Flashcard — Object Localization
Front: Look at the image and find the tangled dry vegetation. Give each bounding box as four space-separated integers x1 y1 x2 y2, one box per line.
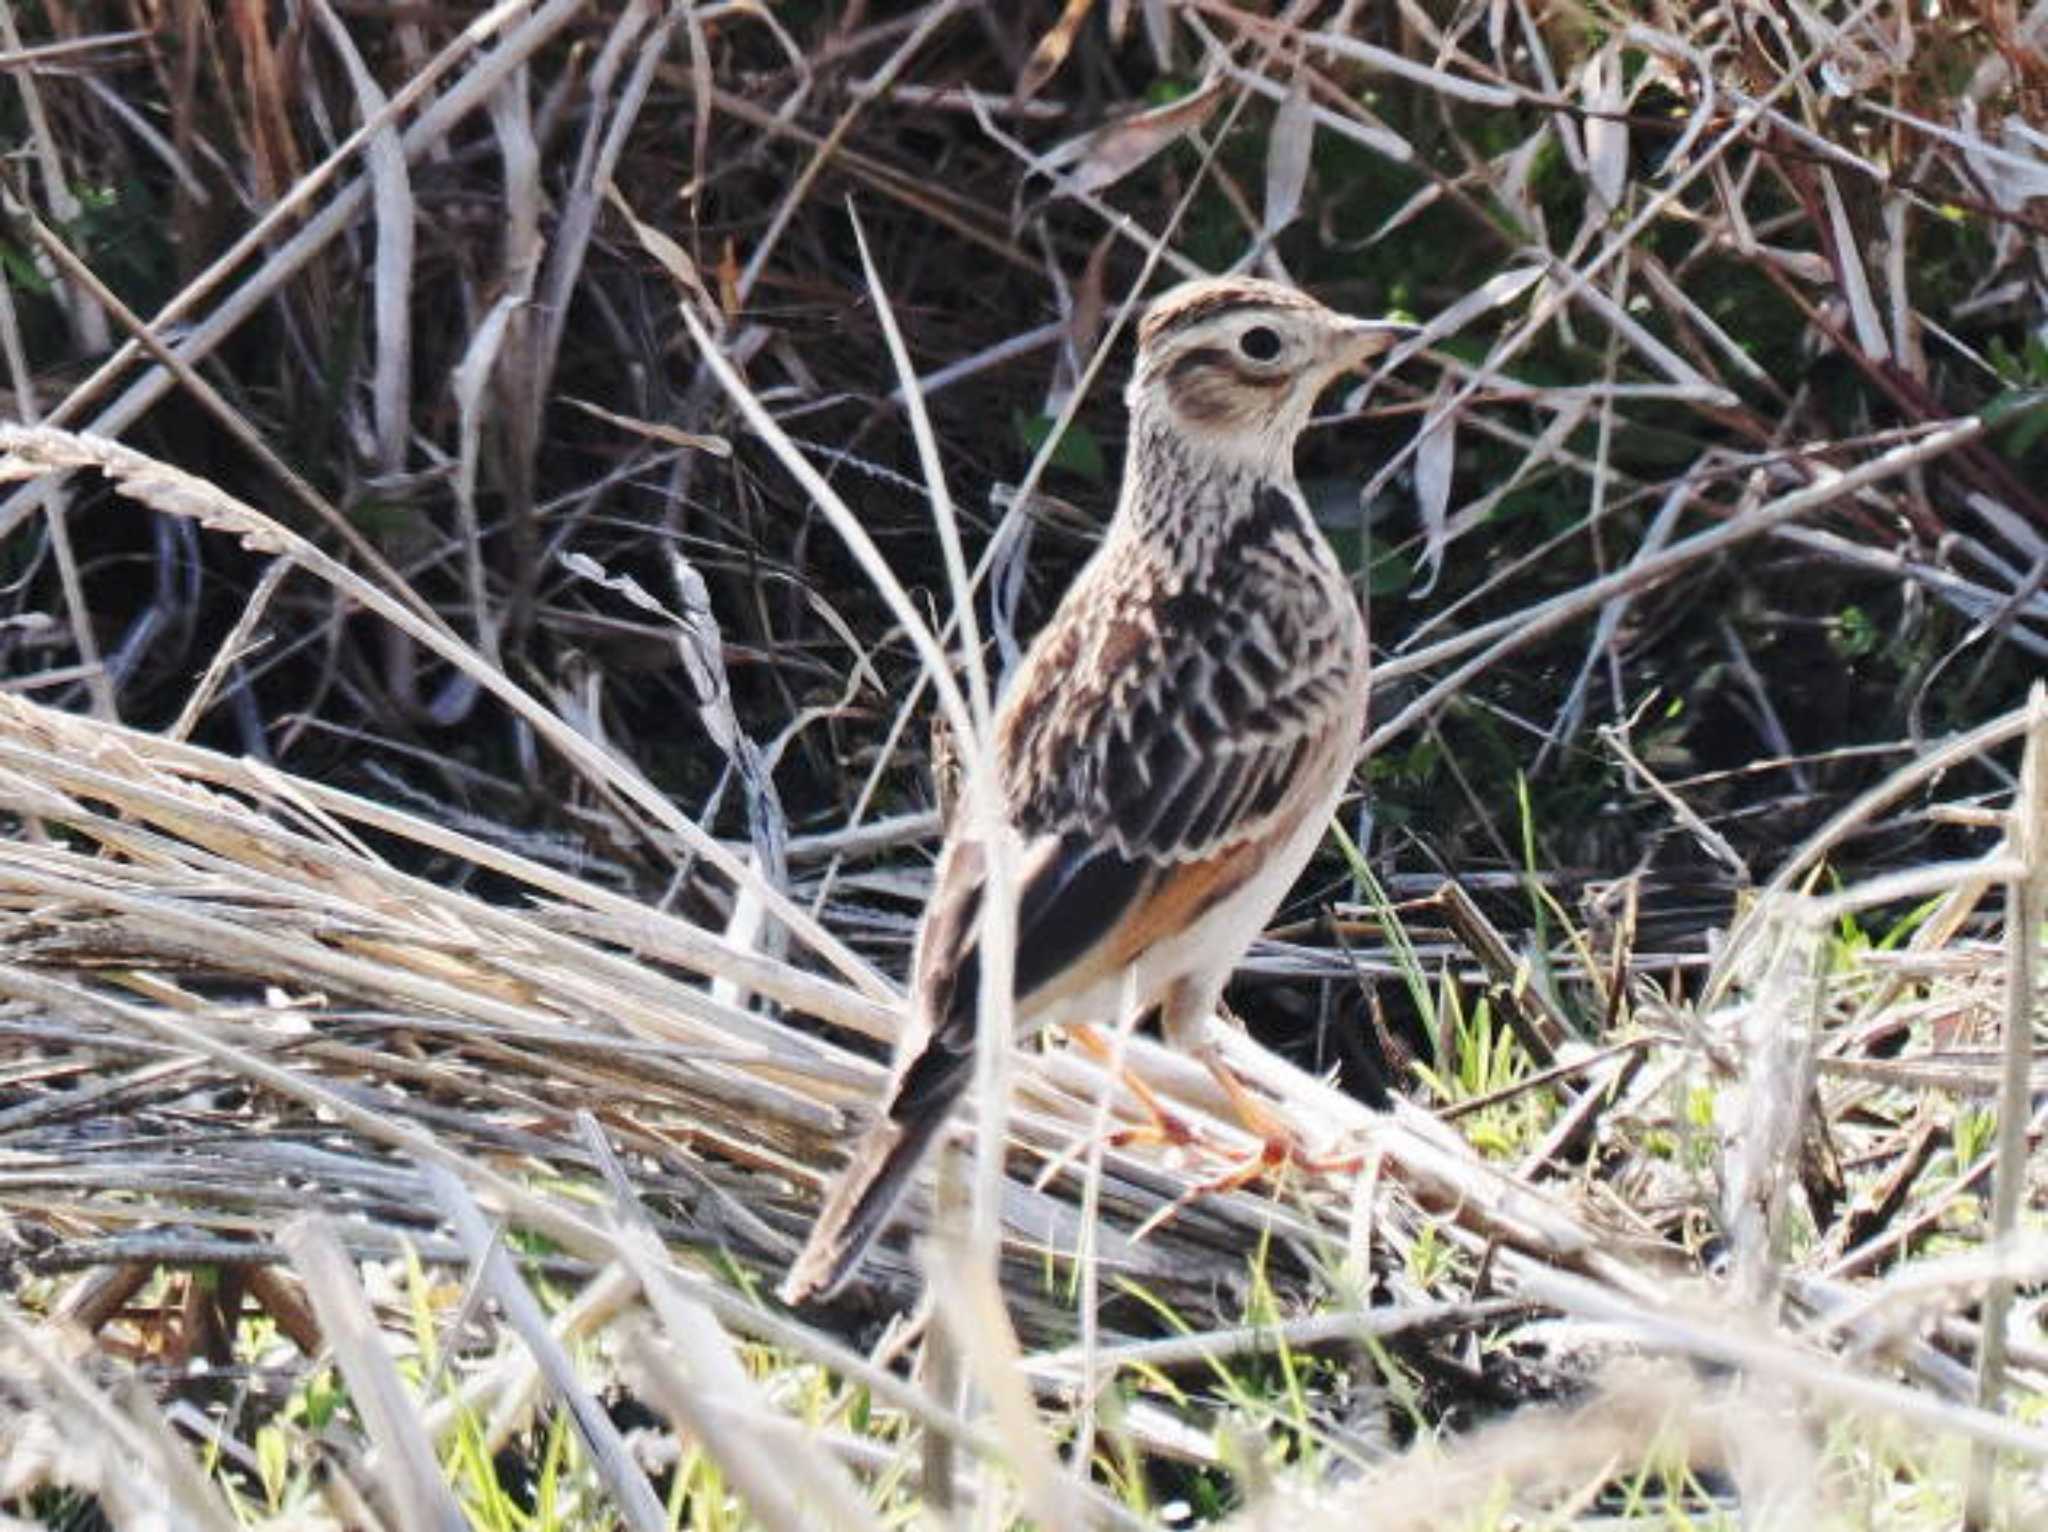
1 2 2045 1528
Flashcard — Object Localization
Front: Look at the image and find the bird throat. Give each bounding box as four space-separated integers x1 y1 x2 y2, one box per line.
1116 409 1329 580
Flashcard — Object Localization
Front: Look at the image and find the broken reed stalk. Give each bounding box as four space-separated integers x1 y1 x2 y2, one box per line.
1724 900 1824 1312
1969 683 2048 1523
280 1216 469 1532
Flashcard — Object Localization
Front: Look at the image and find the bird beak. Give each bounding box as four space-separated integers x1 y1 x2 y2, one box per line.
1331 317 1420 372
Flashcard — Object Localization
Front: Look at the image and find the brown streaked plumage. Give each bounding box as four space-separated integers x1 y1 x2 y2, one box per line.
782 277 1412 1304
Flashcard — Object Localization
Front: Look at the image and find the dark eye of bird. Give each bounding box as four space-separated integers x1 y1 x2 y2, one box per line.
1238 325 1282 362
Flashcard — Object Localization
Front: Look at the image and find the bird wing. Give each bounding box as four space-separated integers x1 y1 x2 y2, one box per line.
778 534 1362 1304
891 550 1364 1120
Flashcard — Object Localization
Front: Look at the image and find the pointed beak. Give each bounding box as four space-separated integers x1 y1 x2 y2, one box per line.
1331 316 1420 372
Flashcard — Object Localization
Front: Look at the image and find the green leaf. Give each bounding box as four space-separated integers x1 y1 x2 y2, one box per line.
1367 543 1414 596
1985 389 2048 460
256 1424 289 1510
1015 410 1106 483
0 240 52 296
1831 604 1878 660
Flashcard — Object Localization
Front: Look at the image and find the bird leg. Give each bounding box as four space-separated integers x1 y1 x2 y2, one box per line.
1197 1044 1364 1184
1129 1052 1367 1241
1065 1023 1203 1148
1104 1040 1372 1244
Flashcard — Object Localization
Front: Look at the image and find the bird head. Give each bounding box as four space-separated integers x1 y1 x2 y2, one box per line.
1127 276 1412 474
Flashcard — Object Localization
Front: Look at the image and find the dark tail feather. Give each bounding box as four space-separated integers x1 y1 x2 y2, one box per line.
779 1104 953 1305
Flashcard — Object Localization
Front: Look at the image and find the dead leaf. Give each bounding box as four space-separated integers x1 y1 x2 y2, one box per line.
1821 170 1890 361
718 239 742 320
1584 42 1627 214
1264 78 1315 238
1494 125 1551 238
1048 233 1115 414
560 397 732 457
605 182 722 330
1432 264 1544 337
1039 74 1225 200
1412 386 1458 594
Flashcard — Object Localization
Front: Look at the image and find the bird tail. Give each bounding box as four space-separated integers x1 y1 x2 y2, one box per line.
779 1104 953 1305
783 837 982 1306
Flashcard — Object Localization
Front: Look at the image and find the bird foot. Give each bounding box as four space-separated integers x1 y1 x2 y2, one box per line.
1129 1128 1363 1242
1196 1046 1360 1168
1105 1102 1203 1151
1063 1024 1211 1151
1200 1128 1364 1190
1035 1085 1211 1194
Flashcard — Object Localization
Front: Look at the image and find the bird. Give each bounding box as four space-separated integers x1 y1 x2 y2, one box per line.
781 276 1411 1305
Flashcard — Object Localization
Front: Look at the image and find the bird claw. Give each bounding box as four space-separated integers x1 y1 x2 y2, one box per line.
1105 1103 1202 1151
1128 1128 1361 1242
1205 1130 1364 1188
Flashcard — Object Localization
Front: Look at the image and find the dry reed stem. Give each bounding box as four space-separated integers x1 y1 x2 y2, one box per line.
0 423 888 1001
280 1216 467 1532
0 680 1401 1314
0 0 590 546
1970 683 2048 1518
1 2 2043 1522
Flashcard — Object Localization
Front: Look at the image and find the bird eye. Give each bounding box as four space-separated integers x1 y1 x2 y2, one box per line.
1238 325 1282 362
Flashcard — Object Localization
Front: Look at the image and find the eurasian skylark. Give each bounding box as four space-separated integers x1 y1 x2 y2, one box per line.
783 276 1410 1304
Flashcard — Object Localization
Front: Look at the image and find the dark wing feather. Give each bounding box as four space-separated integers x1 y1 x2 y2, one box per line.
1010 567 1361 863
897 512 1363 1090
